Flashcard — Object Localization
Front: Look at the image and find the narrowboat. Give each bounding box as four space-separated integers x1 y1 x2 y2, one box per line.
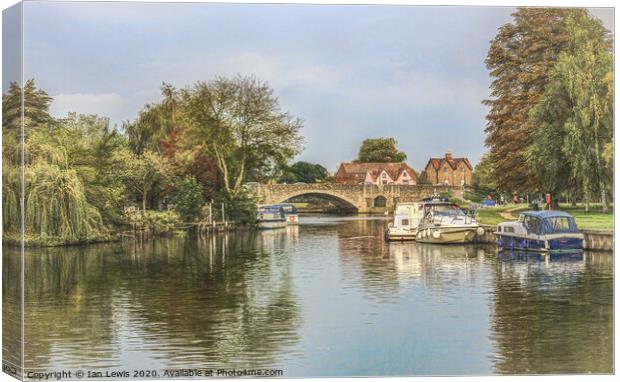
256 205 287 229
415 197 484 244
385 202 424 241
495 211 584 253
272 203 299 225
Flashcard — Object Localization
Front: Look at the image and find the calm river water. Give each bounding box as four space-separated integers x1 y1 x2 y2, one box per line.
2 216 614 377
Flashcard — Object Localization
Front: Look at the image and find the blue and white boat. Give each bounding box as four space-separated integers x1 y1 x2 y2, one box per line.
495 211 584 252
256 205 287 229
272 203 299 225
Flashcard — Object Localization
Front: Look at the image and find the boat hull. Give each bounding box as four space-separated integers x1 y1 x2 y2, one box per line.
416 226 480 244
285 214 299 225
495 233 584 253
257 220 287 229
385 228 417 241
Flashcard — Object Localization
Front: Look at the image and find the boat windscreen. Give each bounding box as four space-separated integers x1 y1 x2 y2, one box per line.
543 216 579 233
431 205 466 217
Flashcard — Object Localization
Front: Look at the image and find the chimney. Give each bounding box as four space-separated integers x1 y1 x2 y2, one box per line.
445 151 453 161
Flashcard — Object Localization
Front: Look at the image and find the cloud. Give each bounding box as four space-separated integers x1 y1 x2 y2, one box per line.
49 92 126 120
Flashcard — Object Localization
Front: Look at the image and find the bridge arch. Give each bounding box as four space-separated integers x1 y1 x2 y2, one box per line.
373 195 387 207
271 190 359 212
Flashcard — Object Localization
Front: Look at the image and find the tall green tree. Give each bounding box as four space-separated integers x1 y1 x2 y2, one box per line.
484 8 573 192
471 153 497 191
529 10 613 212
115 149 173 213
357 137 407 163
182 75 304 194
279 161 328 183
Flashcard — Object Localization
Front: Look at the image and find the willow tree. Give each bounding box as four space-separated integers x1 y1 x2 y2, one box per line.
484 8 573 192
529 11 613 212
2 82 108 244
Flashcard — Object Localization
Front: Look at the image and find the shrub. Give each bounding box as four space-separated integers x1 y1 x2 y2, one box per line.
172 176 205 222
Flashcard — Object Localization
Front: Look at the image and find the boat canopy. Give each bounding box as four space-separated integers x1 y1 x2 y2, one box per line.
272 203 298 214
519 211 579 234
258 205 285 214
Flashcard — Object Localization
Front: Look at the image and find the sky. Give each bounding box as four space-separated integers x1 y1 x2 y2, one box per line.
3 1 614 172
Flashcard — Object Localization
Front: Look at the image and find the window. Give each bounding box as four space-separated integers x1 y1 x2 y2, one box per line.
524 216 541 234
546 217 576 233
461 167 465 173
402 219 409 225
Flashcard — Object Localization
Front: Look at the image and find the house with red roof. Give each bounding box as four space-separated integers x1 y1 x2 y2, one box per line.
423 151 472 186
334 162 417 185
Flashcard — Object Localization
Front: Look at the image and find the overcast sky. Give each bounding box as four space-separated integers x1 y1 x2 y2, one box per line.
3 1 614 171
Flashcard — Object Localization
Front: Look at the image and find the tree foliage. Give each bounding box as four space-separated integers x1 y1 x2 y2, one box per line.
172 176 205 222
471 153 496 191
484 8 573 192
279 161 328 183
528 10 613 212
357 137 407 163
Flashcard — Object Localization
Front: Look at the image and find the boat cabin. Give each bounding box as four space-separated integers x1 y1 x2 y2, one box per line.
495 211 583 252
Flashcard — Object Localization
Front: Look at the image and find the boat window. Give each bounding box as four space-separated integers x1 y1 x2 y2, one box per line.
545 216 577 233
401 219 409 226
432 205 466 217
524 216 541 234
504 227 515 233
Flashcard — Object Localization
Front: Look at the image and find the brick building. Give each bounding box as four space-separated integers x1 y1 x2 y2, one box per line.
334 162 418 185
423 152 472 186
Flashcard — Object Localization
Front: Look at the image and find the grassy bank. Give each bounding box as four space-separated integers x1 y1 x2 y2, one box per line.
475 203 613 230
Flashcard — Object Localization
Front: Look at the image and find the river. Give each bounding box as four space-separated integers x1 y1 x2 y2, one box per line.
2 216 613 377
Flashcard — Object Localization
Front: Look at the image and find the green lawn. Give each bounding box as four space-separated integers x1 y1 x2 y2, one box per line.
475 203 613 230
475 204 528 225
557 204 614 230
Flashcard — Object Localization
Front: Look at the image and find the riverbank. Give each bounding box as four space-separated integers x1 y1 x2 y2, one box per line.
474 203 613 230
474 224 613 252
3 220 242 248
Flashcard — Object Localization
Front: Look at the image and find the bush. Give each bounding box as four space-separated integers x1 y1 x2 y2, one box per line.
172 176 205 222
143 210 181 234
214 189 257 225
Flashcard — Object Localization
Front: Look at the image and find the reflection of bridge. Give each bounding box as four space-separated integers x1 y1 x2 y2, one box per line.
247 183 462 213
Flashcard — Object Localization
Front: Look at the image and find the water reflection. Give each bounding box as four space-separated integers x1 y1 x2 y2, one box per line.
2 216 613 376
7 232 300 370
491 251 613 374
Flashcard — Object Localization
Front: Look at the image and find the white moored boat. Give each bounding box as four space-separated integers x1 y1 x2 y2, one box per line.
273 203 299 225
256 205 287 229
385 202 424 241
415 197 484 244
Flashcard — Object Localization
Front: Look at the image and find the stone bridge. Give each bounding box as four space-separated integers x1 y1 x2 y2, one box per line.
247 183 463 213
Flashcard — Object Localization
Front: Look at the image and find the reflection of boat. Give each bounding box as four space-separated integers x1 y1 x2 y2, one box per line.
272 203 299 225
385 202 423 241
415 197 484 244
256 205 286 229
495 211 584 253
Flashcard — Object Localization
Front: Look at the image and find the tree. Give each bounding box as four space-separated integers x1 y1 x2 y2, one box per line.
279 161 328 183
471 153 497 191
182 75 304 194
116 149 173 213
528 10 613 212
172 176 205 222
357 137 407 163
484 8 573 192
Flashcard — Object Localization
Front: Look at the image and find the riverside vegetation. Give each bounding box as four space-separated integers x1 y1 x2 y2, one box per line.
2 77 305 246
2 8 613 246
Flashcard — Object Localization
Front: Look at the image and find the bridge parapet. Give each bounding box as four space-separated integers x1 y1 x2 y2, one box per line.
246 183 462 213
